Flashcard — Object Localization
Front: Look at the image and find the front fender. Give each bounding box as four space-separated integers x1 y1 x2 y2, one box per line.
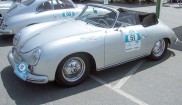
33 31 105 81
3 12 54 33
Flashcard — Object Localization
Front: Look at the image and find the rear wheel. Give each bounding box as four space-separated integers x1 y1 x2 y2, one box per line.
148 38 168 60
55 54 91 87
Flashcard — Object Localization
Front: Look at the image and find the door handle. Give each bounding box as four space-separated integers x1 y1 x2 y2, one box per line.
54 16 58 18
141 34 147 38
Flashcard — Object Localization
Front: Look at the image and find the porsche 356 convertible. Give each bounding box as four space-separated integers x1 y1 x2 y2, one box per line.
8 4 178 86
0 0 84 35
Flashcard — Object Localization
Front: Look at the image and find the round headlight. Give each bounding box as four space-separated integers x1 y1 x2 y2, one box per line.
13 33 20 45
29 48 41 66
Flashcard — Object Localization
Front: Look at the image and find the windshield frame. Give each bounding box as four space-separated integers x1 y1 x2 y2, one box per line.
77 4 118 28
21 0 35 6
52 0 76 9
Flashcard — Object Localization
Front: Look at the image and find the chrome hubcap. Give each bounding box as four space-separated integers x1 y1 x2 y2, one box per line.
152 39 165 57
62 57 85 82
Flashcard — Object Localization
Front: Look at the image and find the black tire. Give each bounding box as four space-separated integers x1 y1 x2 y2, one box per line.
148 38 168 60
55 53 91 87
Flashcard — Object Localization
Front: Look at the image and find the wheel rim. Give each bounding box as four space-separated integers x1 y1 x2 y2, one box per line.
152 39 165 57
62 57 85 82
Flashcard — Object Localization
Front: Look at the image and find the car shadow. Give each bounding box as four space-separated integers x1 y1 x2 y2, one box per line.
134 49 176 74
173 26 182 40
174 6 182 8
0 35 13 47
1 66 102 105
170 26 182 51
1 49 175 105
92 49 175 84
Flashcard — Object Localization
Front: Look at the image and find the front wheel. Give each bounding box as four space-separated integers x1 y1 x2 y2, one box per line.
148 39 168 60
55 54 91 87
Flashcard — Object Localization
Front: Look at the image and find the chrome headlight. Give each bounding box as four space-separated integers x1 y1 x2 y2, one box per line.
13 33 20 45
29 48 41 66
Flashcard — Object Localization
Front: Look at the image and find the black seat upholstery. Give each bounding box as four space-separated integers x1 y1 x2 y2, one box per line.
43 2 51 10
139 13 158 27
117 8 140 25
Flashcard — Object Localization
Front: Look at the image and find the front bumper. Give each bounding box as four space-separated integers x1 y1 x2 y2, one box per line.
0 17 13 35
7 49 48 84
0 28 13 35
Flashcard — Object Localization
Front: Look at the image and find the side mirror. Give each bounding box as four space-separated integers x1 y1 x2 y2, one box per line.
114 28 119 31
114 27 123 31
114 27 120 31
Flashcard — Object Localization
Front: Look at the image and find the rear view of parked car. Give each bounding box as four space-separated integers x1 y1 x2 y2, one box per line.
0 0 84 35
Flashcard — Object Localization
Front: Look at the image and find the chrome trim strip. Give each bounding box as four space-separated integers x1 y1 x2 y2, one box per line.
97 54 148 71
0 28 13 35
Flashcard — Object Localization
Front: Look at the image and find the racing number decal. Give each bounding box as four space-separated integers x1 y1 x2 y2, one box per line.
66 12 71 17
62 11 75 17
125 30 141 52
129 34 136 41
19 63 26 72
15 62 29 81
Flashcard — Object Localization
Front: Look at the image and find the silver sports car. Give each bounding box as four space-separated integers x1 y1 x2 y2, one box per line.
0 0 25 17
8 4 178 87
0 0 84 35
0 0 16 17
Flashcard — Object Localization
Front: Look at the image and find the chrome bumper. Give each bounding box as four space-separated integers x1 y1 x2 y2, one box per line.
7 50 48 84
0 28 13 35
0 17 13 35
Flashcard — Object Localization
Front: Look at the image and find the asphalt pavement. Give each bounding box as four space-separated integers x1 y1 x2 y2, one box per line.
0 2 182 105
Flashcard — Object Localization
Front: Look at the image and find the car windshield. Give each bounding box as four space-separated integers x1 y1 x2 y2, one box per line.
77 5 117 28
52 0 76 9
21 0 35 6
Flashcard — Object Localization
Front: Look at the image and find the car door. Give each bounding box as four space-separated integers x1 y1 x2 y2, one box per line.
104 25 149 67
53 8 79 20
52 0 79 21
35 0 54 23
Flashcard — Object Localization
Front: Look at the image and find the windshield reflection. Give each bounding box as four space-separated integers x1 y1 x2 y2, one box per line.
77 5 117 28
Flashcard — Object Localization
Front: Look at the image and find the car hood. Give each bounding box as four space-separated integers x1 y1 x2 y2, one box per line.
0 1 12 8
18 20 103 52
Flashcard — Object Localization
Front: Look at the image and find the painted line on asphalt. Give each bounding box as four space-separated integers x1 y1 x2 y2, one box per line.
89 75 149 105
176 40 182 45
114 59 145 89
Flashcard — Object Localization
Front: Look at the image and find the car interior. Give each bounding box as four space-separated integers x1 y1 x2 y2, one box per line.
79 7 158 28
117 8 159 27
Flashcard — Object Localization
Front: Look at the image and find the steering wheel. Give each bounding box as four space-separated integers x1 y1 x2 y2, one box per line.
56 0 65 7
119 16 134 25
98 19 109 28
